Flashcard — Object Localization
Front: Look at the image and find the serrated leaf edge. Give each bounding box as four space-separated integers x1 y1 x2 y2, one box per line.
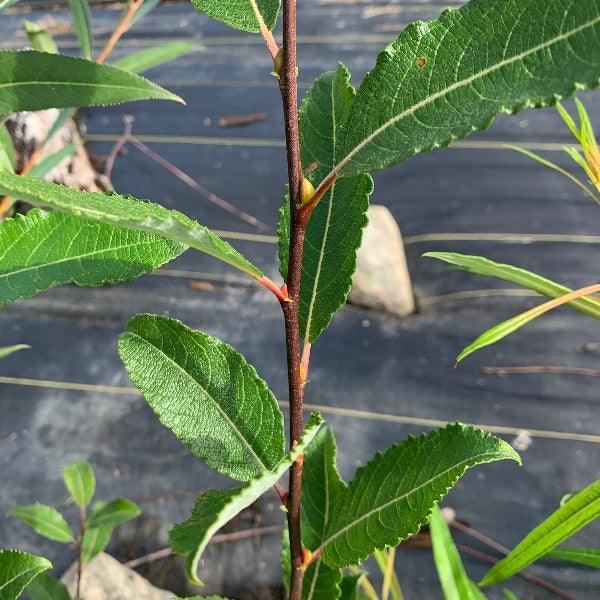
333 11 600 177
320 424 520 567
170 413 324 585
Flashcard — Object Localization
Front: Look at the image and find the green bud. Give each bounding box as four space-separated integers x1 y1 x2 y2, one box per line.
273 48 284 79
300 177 315 205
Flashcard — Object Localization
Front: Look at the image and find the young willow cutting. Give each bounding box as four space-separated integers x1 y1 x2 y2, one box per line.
2 0 600 599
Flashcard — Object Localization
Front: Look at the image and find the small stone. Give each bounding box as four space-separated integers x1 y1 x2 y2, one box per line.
61 553 173 600
348 205 415 317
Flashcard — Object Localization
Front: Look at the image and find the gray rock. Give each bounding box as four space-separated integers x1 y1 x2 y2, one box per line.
61 553 174 600
348 205 415 317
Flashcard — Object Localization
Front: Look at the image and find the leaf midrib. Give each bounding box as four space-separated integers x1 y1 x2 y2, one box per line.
0 238 166 279
333 13 600 175
69 469 86 505
0 564 46 593
304 74 339 344
320 451 507 555
248 0 270 32
491 496 600 576
12 511 72 541
0 80 154 92
126 330 268 473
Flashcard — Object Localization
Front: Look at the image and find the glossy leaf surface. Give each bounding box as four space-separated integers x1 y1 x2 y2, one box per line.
0 209 185 309
0 172 261 278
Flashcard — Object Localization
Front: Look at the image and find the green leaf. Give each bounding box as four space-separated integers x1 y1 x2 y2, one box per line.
0 172 262 279
282 427 345 599
480 479 600 586
0 344 29 358
191 0 280 33
85 498 140 530
503 591 518 600
454 282 600 363
130 0 161 27
556 101 581 142
80 525 112 565
27 573 72 600
23 20 58 54
63 460 95 508
0 51 182 119
546 547 600 568
8 504 74 543
0 0 21 9
170 414 323 585
28 144 78 180
331 0 600 178
278 64 372 343
424 253 600 321
0 209 185 309
430 504 483 600
0 123 15 172
339 573 368 600
506 145 600 206
300 427 345 600
119 314 285 481
112 42 202 74
0 549 51 600
320 423 521 568
67 0 93 60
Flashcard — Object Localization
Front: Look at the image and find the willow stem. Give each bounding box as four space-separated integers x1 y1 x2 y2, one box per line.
277 1 307 598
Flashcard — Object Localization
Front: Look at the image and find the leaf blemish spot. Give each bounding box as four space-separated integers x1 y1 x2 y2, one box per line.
417 57 427 68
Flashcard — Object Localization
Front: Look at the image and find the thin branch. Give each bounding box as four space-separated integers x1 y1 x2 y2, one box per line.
123 525 281 569
218 112 267 128
129 136 271 232
407 531 576 600
455 544 576 600
96 0 144 64
449 519 510 555
104 115 134 180
482 365 600 377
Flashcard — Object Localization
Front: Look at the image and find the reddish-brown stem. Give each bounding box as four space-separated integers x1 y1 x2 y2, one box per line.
96 0 143 64
124 525 281 569
104 116 133 180
276 1 307 598
482 365 600 377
